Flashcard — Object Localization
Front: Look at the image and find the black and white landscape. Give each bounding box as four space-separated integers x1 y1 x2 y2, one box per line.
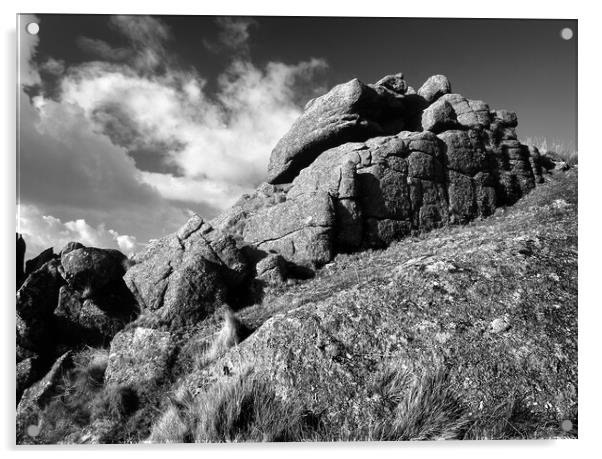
16 15 577 444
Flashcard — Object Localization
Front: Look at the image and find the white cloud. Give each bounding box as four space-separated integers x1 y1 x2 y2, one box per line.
18 15 328 253
58 54 327 207
139 171 246 209
19 84 191 243
18 204 138 259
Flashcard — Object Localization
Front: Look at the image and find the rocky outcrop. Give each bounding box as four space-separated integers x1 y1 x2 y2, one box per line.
53 284 138 346
216 73 563 268
15 71 574 444
16 259 65 360
255 254 288 285
60 247 128 298
241 191 335 267
124 215 249 328
16 352 73 444
25 248 57 276
15 241 138 403
169 169 577 439
267 75 415 184
59 241 85 257
417 74 452 104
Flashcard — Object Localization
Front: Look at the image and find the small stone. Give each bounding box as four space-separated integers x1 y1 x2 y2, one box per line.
490 316 511 334
425 260 457 274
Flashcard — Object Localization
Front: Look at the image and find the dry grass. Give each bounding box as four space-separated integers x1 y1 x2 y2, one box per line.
198 307 251 366
148 353 572 443
366 368 471 441
145 404 191 443
34 346 142 444
30 170 577 444
92 385 139 421
36 347 109 443
148 364 474 443
148 369 309 443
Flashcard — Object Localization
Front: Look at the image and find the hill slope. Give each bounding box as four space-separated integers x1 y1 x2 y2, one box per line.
147 167 577 442
16 70 577 444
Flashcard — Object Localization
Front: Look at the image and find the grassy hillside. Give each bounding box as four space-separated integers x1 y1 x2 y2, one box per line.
30 168 578 443
157 167 578 442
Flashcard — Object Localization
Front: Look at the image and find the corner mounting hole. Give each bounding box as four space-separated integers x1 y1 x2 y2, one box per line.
26 22 39 35
560 28 573 40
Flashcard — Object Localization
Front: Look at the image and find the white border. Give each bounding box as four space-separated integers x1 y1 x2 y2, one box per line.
1 1 598 458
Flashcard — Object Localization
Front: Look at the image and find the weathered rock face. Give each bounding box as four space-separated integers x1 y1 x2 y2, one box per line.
170 170 577 439
53 284 138 346
61 247 128 298
25 248 57 276
215 73 562 268
105 327 175 394
16 356 42 404
124 215 249 328
417 74 452 104
59 241 85 257
15 242 140 403
421 99 458 133
16 259 65 359
267 76 412 184
255 254 288 285
242 192 335 267
435 94 491 130
16 352 73 444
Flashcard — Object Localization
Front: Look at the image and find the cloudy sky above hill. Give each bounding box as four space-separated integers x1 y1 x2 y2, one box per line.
17 15 577 259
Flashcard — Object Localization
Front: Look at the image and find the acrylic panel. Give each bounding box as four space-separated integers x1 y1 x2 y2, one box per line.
16 14 577 444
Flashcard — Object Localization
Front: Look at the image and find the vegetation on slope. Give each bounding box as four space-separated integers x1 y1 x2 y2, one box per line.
29 168 577 443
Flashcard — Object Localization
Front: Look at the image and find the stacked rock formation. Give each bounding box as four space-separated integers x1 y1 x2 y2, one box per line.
214 73 555 268
16 243 138 404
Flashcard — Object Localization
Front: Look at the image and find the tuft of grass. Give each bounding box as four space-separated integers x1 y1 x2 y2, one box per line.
311 365 471 441
148 361 569 443
368 368 471 441
148 369 310 443
147 390 201 443
34 347 144 443
36 347 109 443
148 365 472 443
146 404 191 443
194 370 303 442
92 385 139 421
199 307 251 366
76 346 109 387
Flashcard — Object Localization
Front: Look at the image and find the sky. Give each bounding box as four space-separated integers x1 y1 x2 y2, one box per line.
17 15 577 260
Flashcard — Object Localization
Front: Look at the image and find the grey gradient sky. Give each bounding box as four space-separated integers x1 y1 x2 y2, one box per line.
18 15 577 258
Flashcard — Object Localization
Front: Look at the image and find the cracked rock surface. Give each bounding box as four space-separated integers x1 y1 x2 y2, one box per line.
124 215 249 328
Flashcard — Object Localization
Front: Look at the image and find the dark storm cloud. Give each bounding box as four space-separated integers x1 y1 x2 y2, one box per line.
76 36 133 62
18 14 329 256
109 15 172 72
77 16 172 73
89 100 186 172
203 17 258 56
